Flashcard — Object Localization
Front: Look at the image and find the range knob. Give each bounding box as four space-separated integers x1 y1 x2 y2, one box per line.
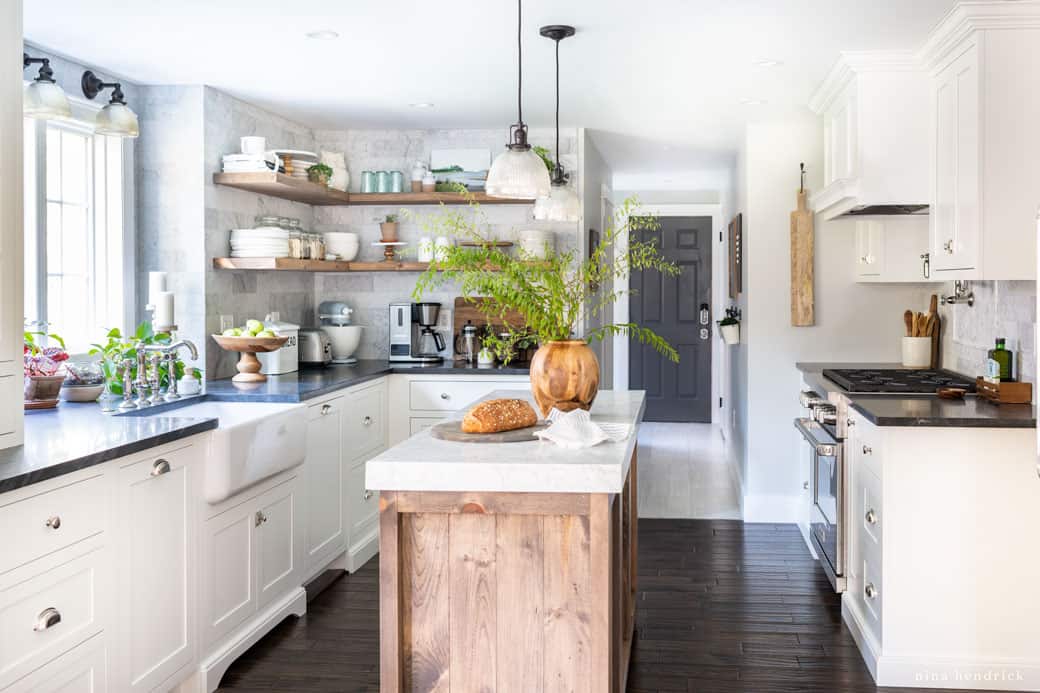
813 405 838 425
799 390 827 409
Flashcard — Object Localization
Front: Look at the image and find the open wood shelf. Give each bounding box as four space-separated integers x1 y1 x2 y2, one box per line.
212 172 351 205
213 257 433 272
347 192 533 206
212 172 534 207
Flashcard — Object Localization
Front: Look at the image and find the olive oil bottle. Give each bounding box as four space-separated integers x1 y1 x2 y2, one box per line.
987 338 1014 381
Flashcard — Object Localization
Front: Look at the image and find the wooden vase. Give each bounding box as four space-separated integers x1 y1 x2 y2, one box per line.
529 340 600 417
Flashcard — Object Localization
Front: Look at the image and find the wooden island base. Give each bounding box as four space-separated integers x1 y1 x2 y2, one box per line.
379 452 638 692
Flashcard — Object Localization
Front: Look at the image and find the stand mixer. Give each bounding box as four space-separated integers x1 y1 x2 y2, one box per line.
318 301 364 364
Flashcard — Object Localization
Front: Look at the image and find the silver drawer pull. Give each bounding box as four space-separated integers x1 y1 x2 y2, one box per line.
321 404 332 416
151 459 171 476
363 490 374 501
846 418 856 428
440 392 450 400
34 607 61 632
862 445 872 456
255 510 268 527
865 583 878 600
802 481 809 490
865 509 878 525
363 416 373 426
45 516 61 530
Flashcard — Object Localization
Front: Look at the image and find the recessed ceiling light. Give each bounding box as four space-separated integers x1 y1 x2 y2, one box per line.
409 102 435 108
754 59 783 67
740 98 767 106
305 29 340 40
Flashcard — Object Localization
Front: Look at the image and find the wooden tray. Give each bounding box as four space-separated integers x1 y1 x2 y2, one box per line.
430 420 549 444
975 377 1033 405
24 398 59 410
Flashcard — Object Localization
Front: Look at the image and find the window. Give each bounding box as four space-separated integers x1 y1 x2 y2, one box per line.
23 109 132 353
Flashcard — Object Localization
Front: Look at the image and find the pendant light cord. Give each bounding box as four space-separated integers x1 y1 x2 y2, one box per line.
555 37 561 173
517 0 523 126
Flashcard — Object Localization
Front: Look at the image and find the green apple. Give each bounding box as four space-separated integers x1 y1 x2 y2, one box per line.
244 319 264 335
256 330 276 338
222 327 243 337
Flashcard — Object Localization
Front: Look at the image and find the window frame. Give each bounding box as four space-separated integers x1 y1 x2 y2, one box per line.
23 92 136 351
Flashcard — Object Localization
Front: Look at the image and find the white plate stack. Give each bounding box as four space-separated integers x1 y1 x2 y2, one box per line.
230 228 290 258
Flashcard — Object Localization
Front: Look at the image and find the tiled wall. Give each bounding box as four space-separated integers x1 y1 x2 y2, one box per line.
202 87 317 378
941 280 1036 383
311 128 580 359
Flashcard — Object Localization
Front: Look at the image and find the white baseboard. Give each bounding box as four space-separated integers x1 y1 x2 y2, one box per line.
843 598 1040 691
741 493 801 523
345 528 379 573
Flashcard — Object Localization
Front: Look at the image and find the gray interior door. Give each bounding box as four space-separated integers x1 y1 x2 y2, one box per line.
629 216 712 423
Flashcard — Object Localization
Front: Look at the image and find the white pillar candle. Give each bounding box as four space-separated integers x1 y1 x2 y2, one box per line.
154 291 175 328
148 272 167 307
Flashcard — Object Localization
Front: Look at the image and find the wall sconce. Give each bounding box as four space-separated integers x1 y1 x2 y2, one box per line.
23 53 72 120
81 70 139 138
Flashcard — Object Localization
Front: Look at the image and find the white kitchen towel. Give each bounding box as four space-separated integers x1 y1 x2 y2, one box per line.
534 408 633 449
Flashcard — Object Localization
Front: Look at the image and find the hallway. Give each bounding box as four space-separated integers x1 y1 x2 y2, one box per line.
637 423 742 520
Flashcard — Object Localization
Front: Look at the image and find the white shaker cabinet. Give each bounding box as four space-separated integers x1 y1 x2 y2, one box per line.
923 4 1040 280
304 397 346 574
853 218 932 283
112 445 198 693
254 480 301 611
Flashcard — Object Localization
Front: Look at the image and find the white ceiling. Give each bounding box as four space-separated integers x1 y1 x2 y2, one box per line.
25 0 956 178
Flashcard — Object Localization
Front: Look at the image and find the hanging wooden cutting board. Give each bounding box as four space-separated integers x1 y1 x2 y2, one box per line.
790 182 815 326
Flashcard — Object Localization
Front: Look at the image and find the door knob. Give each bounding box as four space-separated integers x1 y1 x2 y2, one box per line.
321 404 332 416
363 416 373 426
865 509 878 525
440 393 450 400
45 516 61 530
363 490 374 500
255 510 268 527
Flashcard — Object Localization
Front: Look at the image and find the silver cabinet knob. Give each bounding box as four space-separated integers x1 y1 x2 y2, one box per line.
254 510 268 527
363 490 374 500
865 509 878 525
862 445 872 456
860 256 868 264
846 418 856 428
803 481 810 490
943 239 954 254
151 459 171 476
440 392 450 400
34 607 61 632
363 416 373 426
321 404 332 416
865 583 878 600
45 516 61 530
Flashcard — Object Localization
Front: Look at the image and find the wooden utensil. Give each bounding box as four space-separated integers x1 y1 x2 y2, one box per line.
790 163 814 326
903 309 913 337
928 294 941 369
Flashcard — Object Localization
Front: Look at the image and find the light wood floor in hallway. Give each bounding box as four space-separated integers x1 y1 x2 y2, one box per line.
637 422 741 520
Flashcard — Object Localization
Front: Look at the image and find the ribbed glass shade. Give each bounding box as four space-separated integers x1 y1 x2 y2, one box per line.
96 102 139 138
533 184 581 222
24 81 72 120
486 148 551 199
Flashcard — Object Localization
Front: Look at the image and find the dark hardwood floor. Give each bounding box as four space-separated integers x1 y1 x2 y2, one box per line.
217 519 990 692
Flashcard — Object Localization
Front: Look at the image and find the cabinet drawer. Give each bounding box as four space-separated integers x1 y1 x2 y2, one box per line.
7 633 107 692
850 415 882 482
348 465 378 537
0 474 106 575
0 548 104 689
409 379 527 412
344 384 386 461
855 551 883 647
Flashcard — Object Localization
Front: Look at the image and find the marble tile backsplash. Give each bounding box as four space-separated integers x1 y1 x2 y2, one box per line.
941 280 1036 384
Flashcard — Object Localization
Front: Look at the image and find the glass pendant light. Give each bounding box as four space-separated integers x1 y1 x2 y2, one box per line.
485 0 551 200
81 70 140 138
23 54 72 120
533 25 580 222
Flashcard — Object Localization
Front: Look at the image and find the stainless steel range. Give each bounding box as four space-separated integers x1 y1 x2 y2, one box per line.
820 368 976 394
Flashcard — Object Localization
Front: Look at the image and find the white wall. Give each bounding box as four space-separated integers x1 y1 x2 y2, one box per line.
579 129 614 388
739 114 932 522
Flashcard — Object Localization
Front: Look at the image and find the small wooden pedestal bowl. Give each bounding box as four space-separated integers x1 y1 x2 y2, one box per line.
211 335 288 383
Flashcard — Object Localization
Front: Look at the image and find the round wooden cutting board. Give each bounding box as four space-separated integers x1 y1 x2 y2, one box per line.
429 420 550 444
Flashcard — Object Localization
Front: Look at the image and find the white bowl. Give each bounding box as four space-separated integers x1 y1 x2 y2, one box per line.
324 232 360 261
323 325 363 362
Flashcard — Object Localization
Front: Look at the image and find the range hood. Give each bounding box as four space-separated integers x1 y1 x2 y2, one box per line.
808 51 931 221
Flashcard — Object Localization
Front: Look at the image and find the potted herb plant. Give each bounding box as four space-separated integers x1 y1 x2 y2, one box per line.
413 196 680 416
90 322 202 410
379 214 399 242
718 308 741 346
24 332 69 406
307 162 333 187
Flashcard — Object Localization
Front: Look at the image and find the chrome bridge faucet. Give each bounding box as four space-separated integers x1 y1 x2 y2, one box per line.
136 339 199 404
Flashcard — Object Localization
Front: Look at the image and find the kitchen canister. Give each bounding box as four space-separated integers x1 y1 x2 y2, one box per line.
901 337 932 368
390 170 404 193
376 171 391 193
411 161 427 192
434 236 452 262
422 171 436 193
417 236 435 263
360 171 375 193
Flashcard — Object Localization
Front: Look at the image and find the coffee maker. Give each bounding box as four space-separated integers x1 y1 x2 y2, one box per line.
388 302 446 363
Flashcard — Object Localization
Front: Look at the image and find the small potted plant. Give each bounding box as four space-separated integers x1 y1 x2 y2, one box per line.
307 162 334 187
380 214 399 242
24 332 69 407
718 308 741 346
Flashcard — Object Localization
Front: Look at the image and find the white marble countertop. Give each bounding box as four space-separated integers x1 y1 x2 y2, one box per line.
366 389 646 494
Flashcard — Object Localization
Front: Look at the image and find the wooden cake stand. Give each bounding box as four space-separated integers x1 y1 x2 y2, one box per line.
211 335 288 383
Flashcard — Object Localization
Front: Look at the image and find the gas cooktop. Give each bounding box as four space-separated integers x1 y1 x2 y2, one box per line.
821 368 977 395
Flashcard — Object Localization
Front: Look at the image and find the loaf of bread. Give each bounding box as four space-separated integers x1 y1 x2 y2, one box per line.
461 398 538 434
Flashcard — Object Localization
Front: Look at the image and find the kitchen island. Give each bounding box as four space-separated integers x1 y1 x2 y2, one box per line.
366 389 645 693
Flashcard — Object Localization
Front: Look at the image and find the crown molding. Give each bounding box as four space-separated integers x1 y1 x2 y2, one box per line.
808 50 920 114
920 0 1040 70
